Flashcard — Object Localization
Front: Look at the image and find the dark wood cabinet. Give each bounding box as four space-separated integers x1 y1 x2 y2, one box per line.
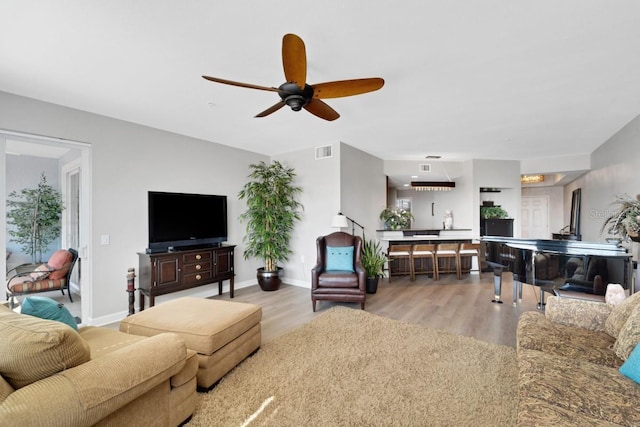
137 245 235 310
480 218 514 237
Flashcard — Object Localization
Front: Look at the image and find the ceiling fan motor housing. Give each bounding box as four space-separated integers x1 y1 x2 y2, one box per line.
279 82 314 111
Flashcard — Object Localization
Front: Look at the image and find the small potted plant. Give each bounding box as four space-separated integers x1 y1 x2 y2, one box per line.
601 194 640 242
480 206 509 219
238 161 303 291
361 237 387 294
379 208 413 230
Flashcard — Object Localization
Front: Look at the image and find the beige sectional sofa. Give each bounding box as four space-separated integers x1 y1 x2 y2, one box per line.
0 304 198 427
516 294 640 426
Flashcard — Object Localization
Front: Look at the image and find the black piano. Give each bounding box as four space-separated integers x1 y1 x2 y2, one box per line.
481 236 633 307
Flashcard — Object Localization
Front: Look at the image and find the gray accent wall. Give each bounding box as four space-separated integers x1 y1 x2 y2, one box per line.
0 91 268 321
272 142 386 287
3 87 639 320
568 112 640 260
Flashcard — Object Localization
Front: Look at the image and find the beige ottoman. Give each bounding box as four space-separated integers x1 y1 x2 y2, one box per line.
119 297 262 390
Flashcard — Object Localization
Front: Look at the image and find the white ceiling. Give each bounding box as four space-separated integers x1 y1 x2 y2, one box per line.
2 1 640 182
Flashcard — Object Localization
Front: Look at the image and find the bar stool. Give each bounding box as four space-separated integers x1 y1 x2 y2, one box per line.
459 242 482 278
435 243 461 280
387 244 414 281
411 244 437 279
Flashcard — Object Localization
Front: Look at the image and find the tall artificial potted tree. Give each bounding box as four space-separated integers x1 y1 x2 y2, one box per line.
6 172 64 264
238 161 303 291
361 236 387 294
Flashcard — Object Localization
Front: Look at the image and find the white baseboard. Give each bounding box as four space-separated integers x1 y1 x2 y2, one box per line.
88 279 258 327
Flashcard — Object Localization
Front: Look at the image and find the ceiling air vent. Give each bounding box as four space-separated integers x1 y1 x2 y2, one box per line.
419 164 431 173
315 145 333 159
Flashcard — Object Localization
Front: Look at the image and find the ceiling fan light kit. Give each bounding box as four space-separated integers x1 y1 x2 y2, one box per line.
202 33 384 121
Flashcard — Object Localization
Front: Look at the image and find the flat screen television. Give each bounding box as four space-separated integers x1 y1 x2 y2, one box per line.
147 191 227 252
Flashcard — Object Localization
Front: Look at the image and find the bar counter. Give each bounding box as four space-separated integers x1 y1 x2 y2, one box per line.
376 229 479 279
377 229 477 243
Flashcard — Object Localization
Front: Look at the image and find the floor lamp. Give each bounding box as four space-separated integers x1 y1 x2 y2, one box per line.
331 212 364 236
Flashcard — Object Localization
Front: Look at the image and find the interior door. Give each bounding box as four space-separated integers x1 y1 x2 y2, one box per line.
521 196 550 238
62 161 81 287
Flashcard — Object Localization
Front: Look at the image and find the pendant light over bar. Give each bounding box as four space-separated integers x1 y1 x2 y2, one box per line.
411 181 456 191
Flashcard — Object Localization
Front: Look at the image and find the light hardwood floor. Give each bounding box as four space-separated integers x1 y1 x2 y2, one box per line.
52 271 543 347
208 271 543 348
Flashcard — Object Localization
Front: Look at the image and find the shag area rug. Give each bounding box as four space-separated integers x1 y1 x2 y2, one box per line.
187 307 517 426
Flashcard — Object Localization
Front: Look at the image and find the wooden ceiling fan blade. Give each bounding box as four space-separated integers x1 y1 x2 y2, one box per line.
312 78 385 99
303 99 340 121
282 34 307 89
255 101 286 118
202 75 282 93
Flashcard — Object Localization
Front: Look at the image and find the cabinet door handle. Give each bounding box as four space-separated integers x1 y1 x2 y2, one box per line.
196 254 202 260
196 264 201 270
195 274 202 280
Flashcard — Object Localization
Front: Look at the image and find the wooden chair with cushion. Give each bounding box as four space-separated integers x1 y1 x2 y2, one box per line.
435 243 461 280
311 232 366 312
411 244 437 279
6 248 78 303
387 244 414 282
458 242 482 278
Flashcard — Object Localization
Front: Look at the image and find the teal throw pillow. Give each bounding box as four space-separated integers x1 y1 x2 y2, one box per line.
620 343 640 384
326 246 355 272
21 296 78 331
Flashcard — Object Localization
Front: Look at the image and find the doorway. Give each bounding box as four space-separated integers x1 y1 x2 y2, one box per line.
2 130 91 325
521 196 550 239
62 160 81 289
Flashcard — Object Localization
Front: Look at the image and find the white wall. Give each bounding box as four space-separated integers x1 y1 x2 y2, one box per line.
339 143 386 238
384 159 520 237
384 160 474 231
273 142 387 287
273 145 341 286
0 91 267 322
569 113 640 255
472 159 521 237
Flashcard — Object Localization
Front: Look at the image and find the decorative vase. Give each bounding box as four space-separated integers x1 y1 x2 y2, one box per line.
257 267 282 291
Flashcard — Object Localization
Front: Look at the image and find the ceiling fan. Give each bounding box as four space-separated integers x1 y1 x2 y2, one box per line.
202 33 384 121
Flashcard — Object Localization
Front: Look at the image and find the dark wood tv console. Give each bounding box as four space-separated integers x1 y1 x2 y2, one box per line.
137 245 235 310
